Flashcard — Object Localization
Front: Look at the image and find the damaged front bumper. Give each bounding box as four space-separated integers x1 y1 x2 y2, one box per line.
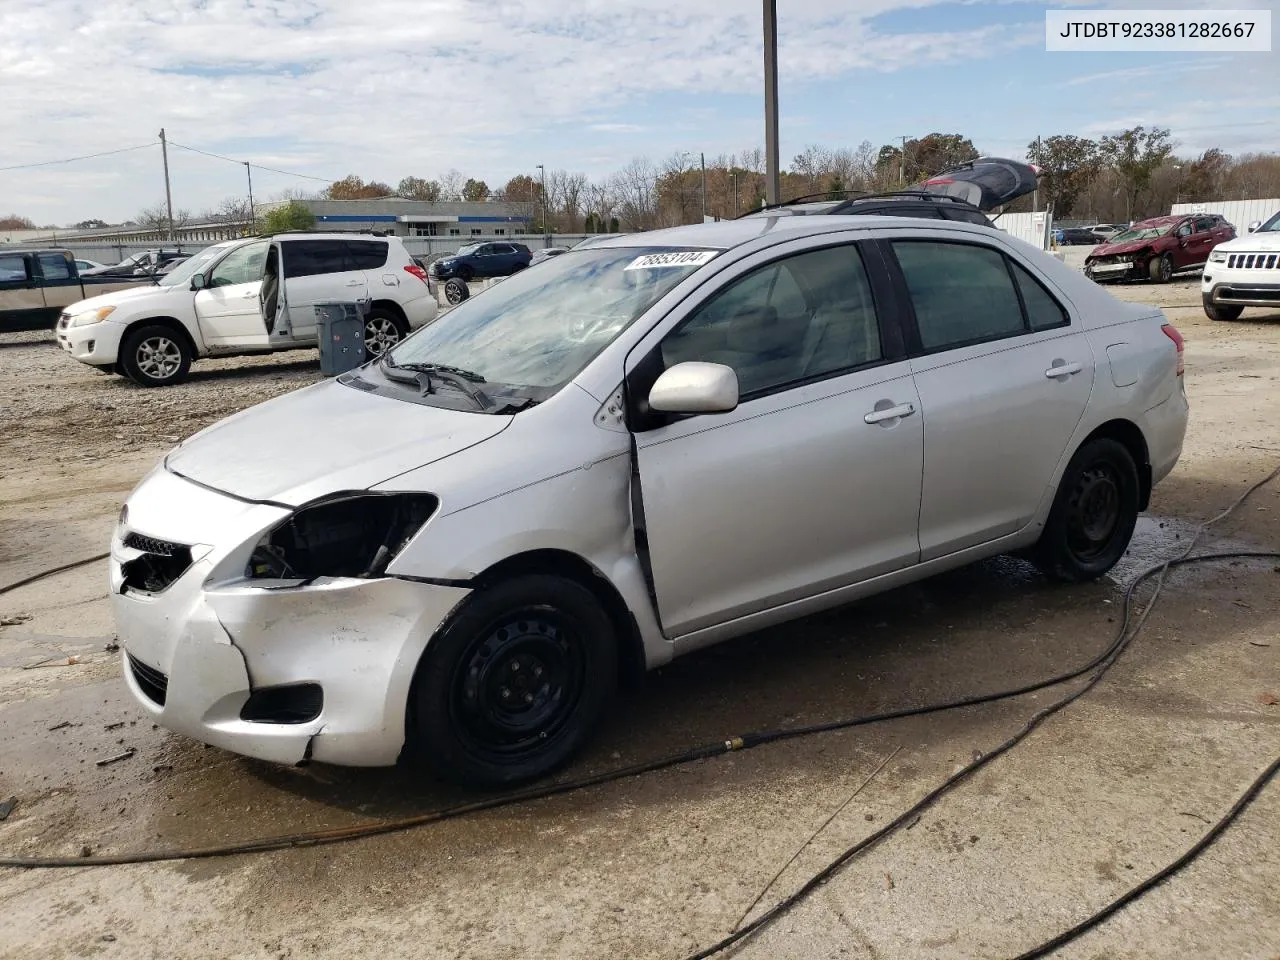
111 467 470 767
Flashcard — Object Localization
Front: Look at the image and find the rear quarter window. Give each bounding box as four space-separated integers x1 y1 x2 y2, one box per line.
345 240 389 270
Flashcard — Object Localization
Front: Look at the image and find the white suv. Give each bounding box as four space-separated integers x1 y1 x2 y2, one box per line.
56 233 438 386
1201 210 1280 321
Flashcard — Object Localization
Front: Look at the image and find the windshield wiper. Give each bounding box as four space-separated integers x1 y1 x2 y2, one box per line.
379 356 492 411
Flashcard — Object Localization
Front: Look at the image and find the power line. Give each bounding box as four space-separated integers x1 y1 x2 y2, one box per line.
0 142 157 173
166 139 333 182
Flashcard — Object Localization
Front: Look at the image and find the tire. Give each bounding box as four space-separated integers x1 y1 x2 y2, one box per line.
444 277 469 305
457 265 474 283
1149 253 1173 283
1204 300 1243 322
1032 438 1140 582
119 324 191 387
408 574 617 786
363 308 407 359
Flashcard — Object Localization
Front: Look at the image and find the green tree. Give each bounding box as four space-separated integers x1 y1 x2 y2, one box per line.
462 178 490 202
1100 126 1175 221
396 176 441 201
1026 135 1102 216
261 201 316 233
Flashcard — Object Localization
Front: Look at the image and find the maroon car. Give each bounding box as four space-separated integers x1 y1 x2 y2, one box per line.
1084 213 1235 284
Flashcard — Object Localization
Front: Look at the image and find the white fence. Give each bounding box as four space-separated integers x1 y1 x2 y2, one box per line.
1171 199 1279 231
994 211 1054 250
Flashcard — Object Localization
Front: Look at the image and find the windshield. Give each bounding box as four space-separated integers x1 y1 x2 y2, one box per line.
386 246 718 399
1109 222 1175 244
157 244 230 287
1257 211 1280 233
454 244 481 256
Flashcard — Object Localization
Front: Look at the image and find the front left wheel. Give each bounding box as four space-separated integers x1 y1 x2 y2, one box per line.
1149 253 1174 283
119 325 191 387
407 575 618 786
1032 438 1140 582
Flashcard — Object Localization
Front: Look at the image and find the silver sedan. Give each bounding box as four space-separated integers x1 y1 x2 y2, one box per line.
111 215 1188 785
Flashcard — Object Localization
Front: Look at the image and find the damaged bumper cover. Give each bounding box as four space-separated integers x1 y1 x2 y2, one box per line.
111 467 470 767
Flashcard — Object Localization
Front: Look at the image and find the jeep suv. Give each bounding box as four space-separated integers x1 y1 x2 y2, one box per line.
57 233 439 386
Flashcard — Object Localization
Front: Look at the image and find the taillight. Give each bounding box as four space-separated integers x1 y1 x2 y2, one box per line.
1162 323 1184 376
404 264 429 284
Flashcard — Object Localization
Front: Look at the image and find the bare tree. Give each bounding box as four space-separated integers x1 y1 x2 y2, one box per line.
612 157 659 231
438 169 465 201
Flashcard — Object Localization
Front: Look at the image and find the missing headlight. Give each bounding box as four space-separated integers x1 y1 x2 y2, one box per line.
247 493 438 581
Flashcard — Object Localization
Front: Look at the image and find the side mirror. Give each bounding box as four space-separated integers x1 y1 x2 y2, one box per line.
190 274 206 291
1248 220 1261 233
649 361 739 415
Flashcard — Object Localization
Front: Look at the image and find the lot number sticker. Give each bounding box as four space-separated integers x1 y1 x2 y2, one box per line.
625 251 717 271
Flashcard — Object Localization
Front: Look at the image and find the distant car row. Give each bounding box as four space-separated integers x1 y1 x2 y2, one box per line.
1054 224 1127 246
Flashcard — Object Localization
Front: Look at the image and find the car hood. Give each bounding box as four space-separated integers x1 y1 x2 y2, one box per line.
1215 233 1280 252
1088 239 1157 258
66 283 172 314
165 378 510 507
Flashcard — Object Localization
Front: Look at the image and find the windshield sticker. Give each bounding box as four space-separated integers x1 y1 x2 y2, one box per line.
624 251 717 271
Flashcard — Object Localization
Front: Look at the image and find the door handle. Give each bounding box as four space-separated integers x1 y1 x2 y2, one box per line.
241 290 257 298
345 279 363 287
864 402 915 424
1044 361 1083 379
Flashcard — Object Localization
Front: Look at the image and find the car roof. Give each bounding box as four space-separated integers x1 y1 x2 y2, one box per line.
1132 215 1184 227
582 214 1001 251
0 247 74 256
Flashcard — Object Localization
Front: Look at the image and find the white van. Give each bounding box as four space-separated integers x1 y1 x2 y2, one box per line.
56 233 438 386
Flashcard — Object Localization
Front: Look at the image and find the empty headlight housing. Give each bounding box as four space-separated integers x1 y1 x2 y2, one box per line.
246 492 438 581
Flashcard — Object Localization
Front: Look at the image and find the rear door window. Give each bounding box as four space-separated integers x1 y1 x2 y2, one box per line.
36 252 72 281
345 240 389 270
283 240 349 278
891 240 1026 351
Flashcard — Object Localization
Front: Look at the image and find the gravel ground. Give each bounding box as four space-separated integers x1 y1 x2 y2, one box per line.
1 269 1279 960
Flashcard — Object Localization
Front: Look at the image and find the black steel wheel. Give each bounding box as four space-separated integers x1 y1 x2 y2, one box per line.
1033 438 1140 582
408 575 617 786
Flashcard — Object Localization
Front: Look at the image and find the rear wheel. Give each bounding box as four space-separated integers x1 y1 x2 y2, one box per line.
457 265 474 283
1032 438 1140 582
1149 253 1173 283
363 308 407 359
119 325 191 387
1204 300 1243 322
408 575 617 786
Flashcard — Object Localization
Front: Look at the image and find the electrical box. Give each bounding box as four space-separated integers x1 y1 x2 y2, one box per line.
315 300 368 377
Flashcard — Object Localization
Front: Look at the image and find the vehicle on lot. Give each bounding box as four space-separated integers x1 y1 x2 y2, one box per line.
57 233 438 386
529 246 571 266
428 241 532 281
81 250 189 278
74 258 107 272
112 215 1187 786
740 157 1040 228
1084 214 1235 284
1057 227 1100 246
1201 208 1280 320
0 248 150 332
1090 224 1127 242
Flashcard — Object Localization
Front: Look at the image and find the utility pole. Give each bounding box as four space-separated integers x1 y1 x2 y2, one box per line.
1032 135 1041 213
245 162 255 234
158 128 175 242
732 172 740 214
700 152 707 221
763 0 780 205
898 135 909 186
536 163 548 244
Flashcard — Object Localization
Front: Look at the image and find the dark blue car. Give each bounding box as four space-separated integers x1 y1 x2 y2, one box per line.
428 241 532 281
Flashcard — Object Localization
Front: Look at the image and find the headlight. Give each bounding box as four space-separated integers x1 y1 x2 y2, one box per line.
1209 250 1227 263
69 306 117 327
246 493 437 580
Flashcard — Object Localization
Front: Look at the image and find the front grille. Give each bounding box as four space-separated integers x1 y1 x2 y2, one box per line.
1227 253 1280 270
121 530 194 593
123 532 184 557
128 653 168 706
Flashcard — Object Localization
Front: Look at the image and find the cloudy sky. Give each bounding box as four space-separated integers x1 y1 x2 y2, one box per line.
1 0 1275 226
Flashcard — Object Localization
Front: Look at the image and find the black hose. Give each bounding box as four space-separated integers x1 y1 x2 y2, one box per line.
0 553 109 596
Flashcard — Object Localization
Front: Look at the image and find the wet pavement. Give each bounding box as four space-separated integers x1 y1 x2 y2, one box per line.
2 281 1279 959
